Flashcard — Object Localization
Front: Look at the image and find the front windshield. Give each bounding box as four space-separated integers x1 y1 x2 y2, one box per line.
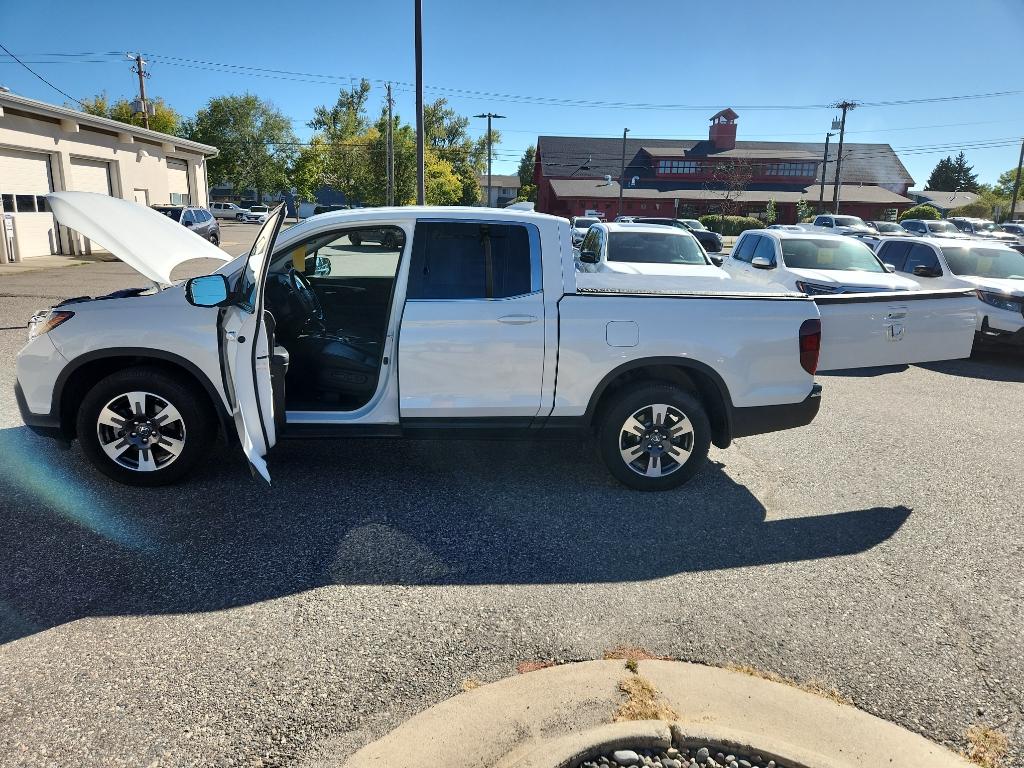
927 221 959 234
781 237 885 272
681 219 706 230
608 232 707 265
978 222 1000 233
941 245 1024 279
834 216 866 227
877 222 904 233
574 217 599 228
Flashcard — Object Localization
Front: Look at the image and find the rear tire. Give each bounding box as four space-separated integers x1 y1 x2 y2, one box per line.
598 383 711 491
76 367 214 486
209 233 220 246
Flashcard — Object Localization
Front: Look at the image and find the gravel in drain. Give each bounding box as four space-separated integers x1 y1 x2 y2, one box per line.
582 745 787 768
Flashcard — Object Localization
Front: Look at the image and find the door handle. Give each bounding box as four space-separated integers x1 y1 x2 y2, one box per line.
886 309 908 319
497 314 538 325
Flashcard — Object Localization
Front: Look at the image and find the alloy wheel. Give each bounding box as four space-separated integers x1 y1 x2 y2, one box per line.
618 403 694 477
95 390 187 472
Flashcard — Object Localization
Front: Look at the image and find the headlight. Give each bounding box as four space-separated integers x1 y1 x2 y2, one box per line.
976 290 1023 313
795 281 840 296
28 310 74 339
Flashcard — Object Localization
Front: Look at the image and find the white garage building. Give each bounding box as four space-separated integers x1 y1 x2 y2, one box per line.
0 89 217 262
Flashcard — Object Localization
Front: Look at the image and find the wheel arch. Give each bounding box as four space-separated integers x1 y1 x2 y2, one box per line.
584 357 734 449
53 348 232 441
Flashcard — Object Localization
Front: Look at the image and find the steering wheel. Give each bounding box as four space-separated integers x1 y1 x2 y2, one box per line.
288 268 324 325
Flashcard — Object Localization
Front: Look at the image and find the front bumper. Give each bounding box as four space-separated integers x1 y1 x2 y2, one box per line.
978 316 1024 346
730 384 823 439
14 381 64 439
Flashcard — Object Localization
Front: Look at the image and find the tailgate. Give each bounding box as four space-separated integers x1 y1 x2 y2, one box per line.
815 288 977 372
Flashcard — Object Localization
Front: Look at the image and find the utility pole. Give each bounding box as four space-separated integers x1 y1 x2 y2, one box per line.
128 52 150 129
414 0 425 205
474 113 506 206
617 127 630 218
1009 138 1024 223
386 83 395 207
831 100 858 214
818 132 834 214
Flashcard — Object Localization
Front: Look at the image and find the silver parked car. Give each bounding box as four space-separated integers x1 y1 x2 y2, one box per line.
210 201 250 221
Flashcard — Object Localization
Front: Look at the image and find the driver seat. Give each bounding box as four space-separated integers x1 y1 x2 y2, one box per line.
288 333 382 403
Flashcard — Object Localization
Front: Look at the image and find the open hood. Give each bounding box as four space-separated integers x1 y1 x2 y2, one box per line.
48 192 230 285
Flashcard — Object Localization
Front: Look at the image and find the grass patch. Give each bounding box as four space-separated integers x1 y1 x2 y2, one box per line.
726 664 852 706
625 658 639 674
614 674 678 722
516 659 556 675
965 724 1009 768
460 677 481 692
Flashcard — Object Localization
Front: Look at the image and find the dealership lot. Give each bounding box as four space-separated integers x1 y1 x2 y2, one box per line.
0 256 1021 767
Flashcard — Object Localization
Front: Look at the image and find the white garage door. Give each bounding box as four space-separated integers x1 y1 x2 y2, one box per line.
70 157 112 195
0 148 57 259
167 158 190 205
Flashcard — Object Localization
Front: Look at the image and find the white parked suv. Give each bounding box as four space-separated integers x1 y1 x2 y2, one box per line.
575 222 728 279
723 229 921 295
15 192 979 490
210 201 249 221
243 204 271 223
809 214 874 236
875 236 1024 346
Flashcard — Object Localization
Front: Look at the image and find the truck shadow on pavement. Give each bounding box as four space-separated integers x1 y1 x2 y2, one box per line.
0 426 911 644
916 347 1024 382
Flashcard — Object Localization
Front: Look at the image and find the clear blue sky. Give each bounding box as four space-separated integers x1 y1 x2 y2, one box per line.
2 0 1023 187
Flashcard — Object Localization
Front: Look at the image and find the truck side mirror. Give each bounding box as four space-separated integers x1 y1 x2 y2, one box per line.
579 249 599 264
884 263 896 273
709 254 724 267
751 256 774 269
185 274 231 307
912 265 940 278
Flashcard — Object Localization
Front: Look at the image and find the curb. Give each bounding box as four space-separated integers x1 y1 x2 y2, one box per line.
344 660 973 768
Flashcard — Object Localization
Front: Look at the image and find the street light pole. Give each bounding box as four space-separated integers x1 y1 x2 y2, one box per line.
474 113 506 206
831 100 858 214
386 83 395 207
818 132 834 214
414 0 425 205
617 127 629 218
1008 137 1024 223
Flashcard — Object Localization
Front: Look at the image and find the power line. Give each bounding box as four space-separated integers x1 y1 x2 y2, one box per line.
0 42 87 107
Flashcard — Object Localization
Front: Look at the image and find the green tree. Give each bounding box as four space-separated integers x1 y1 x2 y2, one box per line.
796 199 813 222
77 92 182 135
307 80 374 204
181 94 298 201
926 152 979 192
898 204 941 222
992 167 1022 198
764 197 777 224
516 146 537 202
423 98 497 205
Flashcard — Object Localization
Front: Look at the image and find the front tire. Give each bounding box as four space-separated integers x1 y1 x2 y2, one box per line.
76 367 215 486
598 383 711 491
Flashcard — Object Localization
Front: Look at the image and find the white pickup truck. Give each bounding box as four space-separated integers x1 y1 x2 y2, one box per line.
16 194 977 491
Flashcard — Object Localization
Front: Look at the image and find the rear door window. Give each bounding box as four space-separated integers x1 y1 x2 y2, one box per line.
408 221 537 299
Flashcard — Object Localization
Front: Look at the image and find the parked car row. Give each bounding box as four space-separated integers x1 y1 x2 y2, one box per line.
571 217 1023 351
209 200 275 224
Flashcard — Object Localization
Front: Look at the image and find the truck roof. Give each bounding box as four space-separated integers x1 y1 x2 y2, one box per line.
306 205 565 227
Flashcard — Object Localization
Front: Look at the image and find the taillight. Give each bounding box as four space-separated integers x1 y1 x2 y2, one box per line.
799 318 821 375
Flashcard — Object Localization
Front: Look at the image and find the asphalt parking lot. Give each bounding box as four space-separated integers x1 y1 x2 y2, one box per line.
0 241 1021 767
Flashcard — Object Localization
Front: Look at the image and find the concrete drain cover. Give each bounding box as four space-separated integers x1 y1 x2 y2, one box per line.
588 745 785 768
